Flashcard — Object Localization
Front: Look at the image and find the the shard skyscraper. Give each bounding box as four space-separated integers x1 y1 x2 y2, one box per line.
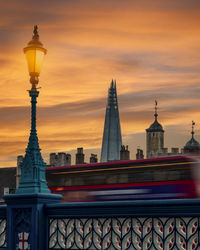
100 80 122 162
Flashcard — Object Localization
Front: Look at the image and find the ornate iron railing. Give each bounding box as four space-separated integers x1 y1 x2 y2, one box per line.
0 206 7 249
46 200 200 250
48 217 199 249
0 218 6 248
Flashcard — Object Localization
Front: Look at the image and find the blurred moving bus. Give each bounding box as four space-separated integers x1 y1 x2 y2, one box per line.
46 155 200 202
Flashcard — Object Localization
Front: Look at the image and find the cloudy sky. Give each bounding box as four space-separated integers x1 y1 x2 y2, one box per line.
0 0 200 167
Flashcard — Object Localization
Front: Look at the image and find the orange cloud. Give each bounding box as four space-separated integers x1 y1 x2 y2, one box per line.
0 0 200 167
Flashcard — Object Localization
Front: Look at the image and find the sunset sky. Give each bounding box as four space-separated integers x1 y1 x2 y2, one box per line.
1 0 200 167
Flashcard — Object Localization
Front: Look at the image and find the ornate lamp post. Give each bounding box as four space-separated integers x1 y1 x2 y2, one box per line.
16 25 50 194
4 26 61 250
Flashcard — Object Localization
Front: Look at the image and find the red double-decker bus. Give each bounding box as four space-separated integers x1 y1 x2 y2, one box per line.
46 155 200 202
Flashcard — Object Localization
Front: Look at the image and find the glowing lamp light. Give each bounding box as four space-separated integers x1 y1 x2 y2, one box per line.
24 25 47 89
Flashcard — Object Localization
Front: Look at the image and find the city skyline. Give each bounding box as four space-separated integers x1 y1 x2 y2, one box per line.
0 0 200 167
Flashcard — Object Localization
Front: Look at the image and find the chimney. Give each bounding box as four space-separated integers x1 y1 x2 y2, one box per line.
66 154 71 165
120 145 130 160
171 148 179 155
50 153 57 167
90 154 98 163
58 152 67 166
50 152 71 167
136 149 144 159
76 148 85 164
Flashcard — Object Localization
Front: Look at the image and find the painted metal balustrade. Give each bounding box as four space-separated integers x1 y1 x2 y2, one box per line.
47 200 200 250
0 218 6 249
49 217 200 250
0 207 6 249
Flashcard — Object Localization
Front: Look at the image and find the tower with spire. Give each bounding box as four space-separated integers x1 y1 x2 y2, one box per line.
146 100 164 158
183 121 200 155
100 80 122 162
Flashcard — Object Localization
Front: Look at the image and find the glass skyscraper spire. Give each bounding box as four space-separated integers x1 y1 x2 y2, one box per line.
100 80 122 162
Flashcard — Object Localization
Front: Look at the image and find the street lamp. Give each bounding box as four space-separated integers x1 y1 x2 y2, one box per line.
16 26 50 194
24 25 47 89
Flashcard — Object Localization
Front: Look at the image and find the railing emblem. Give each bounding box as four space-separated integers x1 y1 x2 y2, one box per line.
17 232 30 250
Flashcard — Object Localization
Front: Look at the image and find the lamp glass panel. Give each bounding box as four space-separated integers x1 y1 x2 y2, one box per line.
35 49 45 74
25 49 36 74
25 49 45 75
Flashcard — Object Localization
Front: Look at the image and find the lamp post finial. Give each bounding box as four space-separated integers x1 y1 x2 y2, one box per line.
33 25 39 40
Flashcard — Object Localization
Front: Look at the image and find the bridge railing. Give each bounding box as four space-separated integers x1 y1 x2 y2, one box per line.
1 199 200 249
0 206 6 250
46 199 200 250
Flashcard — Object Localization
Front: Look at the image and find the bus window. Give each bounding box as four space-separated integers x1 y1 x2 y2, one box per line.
138 171 154 182
106 174 118 184
72 176 85 186
166 170 180 181
118 174 128 183
128 172 140 183
153 170 167 181
92 174 107 185
64 178 72 187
